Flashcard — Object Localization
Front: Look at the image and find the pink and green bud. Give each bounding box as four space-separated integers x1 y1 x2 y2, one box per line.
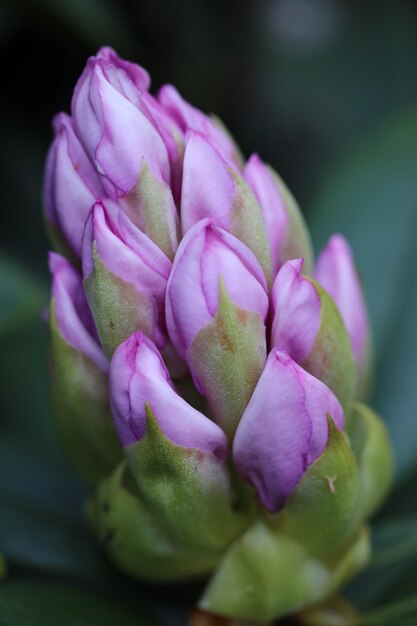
166 219 268 437
109 331 227 458
141 92 185 202
244 154 313 276
202 423 367 621
72 47 170 198
180 134 273 282
82 199 172 358
166 219 268 358
43 113 105 259
233 350 344 512
49 252 107 371
48 253 121 484
271 258 356 415
109 331 248 555
314 234 372 397
157 84 242 167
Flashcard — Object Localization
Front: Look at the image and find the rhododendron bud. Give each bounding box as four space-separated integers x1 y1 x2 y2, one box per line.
82 199 172 358
108 331 247 555
158 84 242 167
48 253 121 484
234 350 344 512
110 332 227 457
244 154 313 276
181 134 273 282
72 47 170 197
271 258 356 414
43 47 393 625
315 234 372 397
43 113 105 259
166 219 268 437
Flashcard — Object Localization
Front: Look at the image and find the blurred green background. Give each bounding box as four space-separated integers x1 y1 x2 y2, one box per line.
0 0 416 623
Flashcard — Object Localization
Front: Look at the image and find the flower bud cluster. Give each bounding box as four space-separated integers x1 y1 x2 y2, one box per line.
44 48 392 622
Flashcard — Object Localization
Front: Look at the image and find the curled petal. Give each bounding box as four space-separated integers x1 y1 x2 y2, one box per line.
49 252 107 371
43 113 105 257
158 84 241 166
110 331 227 458
166 219 269 358
314 234 370 383
271 259 321 362
72 57 169 196
234 350 344 512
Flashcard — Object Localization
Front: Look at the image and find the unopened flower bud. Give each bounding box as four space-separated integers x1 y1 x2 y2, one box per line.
48 252 121 484
158 84 242 167
314 234 372 397
166 219 268 436
271 258 356 414
109 331 227 457
244 154 313 276
181 134 273 282
82 199 172 357
72 48 170 198
234 349 344 512
43 113 105 259
109 331 248 553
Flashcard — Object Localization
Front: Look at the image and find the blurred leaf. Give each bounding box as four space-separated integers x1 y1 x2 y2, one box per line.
308 107 417 483
0 580 158 626
0 252 47 337
359 595 417 625
252 2 417 200
370 518 417 570
0 258 105 576
346 517 417 609
36 0 137 52
0 490 109 579
0 554 6 579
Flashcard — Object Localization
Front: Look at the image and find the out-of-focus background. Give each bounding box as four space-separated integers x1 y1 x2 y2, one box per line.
0 0 416 623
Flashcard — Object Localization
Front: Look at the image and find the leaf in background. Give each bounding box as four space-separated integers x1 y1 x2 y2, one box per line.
0 258 107 578
0 580 158 626
37 0 137 52
0 252 47 338
308 107 417 485
346 517 417 608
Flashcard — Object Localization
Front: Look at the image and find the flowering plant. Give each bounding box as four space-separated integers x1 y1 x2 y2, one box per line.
44 47 392 623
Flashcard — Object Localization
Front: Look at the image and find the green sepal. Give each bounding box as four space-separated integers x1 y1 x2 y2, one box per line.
268 166 314 276
199 421 368 622
303 278 356 417
84 243 156 358
49 301 122 486
89 462 220 581
125 405 250 554
188 279 266 439
120 161 179 260
199 522 370 622
229 169 273 285
347 402 393 520
273 418 361 560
